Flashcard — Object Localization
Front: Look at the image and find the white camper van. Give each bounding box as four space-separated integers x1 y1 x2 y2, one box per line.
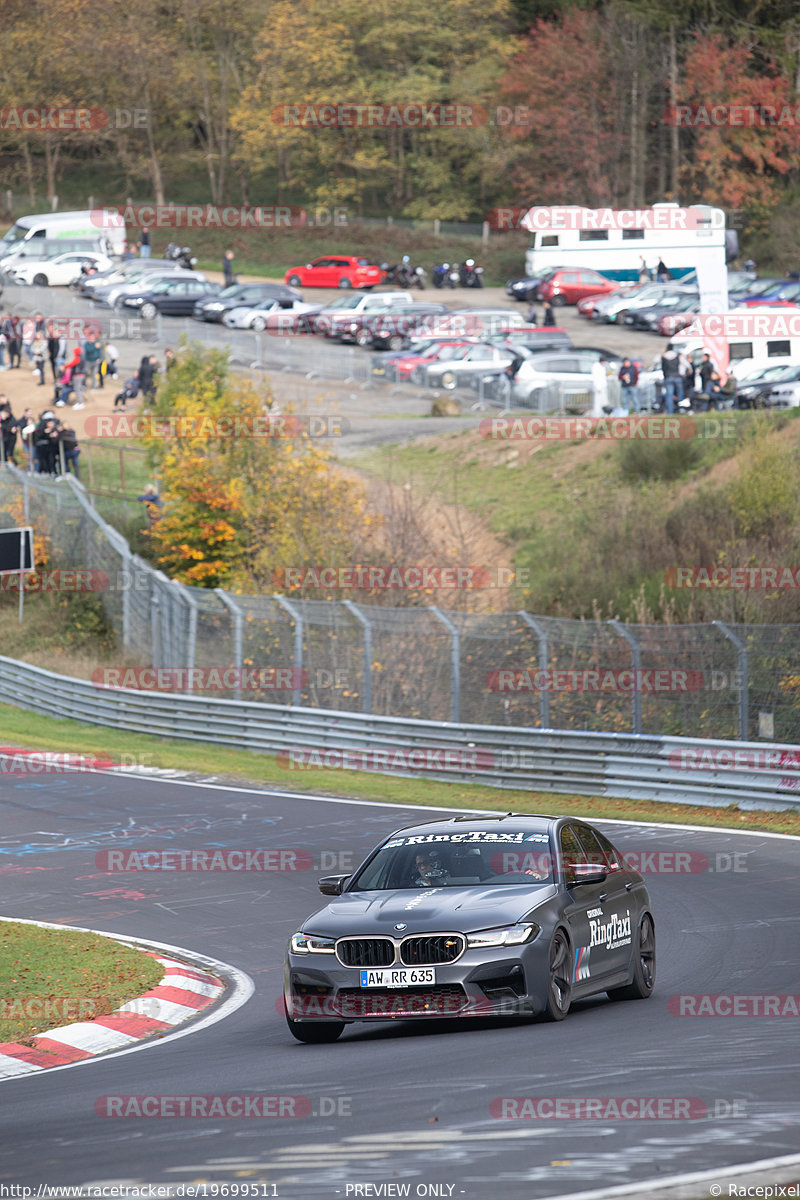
0 210 125 258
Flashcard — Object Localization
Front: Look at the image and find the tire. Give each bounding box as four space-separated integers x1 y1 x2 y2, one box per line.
387 335 404 351
355 330 372 348
410 368 423 385
551 294 567 306
607 913 655 1001
338 277 353 289
140 302 157 320
33 273 48 287
251 316 267 332
542 929 572 1021
285 1007 344 1044
288 275 302 287
440 370 457 390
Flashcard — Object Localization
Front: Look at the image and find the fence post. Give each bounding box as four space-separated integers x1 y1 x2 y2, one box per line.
482 221 489 248
609 619 642 735
275 593 304 707
172 579 198 693
713 620 749 740
342 599 372 714
151 592 161 669
431 607 460 723
216 587 244 700
519 612 550 729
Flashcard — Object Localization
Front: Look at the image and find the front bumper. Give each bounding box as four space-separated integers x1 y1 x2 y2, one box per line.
285 944 547 1023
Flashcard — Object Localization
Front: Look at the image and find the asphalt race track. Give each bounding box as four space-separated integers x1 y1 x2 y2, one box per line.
1 769 799 1199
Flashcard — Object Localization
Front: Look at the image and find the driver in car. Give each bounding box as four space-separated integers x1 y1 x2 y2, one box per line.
412 850 449 887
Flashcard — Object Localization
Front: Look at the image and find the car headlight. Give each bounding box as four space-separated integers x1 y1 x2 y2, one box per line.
290 932 336 954
127 297 144 306
206 302 223 311
466 923 540 949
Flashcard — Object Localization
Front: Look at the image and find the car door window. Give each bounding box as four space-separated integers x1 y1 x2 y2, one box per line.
559 825 588 883
561 272 581 284
591 829 625 872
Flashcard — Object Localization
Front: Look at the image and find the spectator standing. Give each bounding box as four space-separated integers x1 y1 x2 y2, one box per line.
58 423 81 478
46 322 64 383
223 249 236 287
165 347 177 372
618 357 640 412
137 483 164 527
3 315 21 368
35 415 59 474
655 258 669 282
660 344 684 414
138 354 159 401
19 408 36 471
31 335 47 386
0 399 18 465
639 258 650 283
525 300 538 325
103 342 119 381
83 333 103 388
699 352 715 394
542 301 556 327
140 228 151 259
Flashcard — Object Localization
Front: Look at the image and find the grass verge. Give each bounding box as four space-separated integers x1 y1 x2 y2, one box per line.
0 920 163 1044
2 700 799 836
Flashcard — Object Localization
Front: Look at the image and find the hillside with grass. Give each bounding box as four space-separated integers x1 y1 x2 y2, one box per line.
354 410 800 625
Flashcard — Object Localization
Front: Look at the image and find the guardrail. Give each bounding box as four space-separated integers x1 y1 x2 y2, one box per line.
1 654 797 811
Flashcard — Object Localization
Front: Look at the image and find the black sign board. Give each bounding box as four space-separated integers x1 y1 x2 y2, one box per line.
0 527 34 574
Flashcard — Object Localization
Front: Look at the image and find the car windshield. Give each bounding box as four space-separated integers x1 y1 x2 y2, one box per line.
324 296 362 310
349 831 554 890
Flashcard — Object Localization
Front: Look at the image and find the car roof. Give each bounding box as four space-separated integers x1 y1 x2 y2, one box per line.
387 813 559 838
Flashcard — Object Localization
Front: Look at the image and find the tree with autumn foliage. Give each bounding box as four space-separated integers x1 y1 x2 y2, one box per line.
675 33 800 218
138 345 368 590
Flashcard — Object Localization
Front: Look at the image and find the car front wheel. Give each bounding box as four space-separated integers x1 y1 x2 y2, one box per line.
607 914 655 1001
338 277 353 289
541 929 572 1021
33 273 49 287
440 370 457 390
140 302 157 320
288 274 302 287
251 316 267 331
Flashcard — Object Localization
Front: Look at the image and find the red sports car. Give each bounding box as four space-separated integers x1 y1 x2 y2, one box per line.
284 256 383 290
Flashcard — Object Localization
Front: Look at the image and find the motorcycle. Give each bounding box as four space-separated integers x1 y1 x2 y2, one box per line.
165 242 198 270
432 263 449 289
382 260 426 290
459 259 484 288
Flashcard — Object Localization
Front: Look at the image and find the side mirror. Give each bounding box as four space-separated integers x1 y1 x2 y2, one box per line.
318 874 350 896
570 863 607 885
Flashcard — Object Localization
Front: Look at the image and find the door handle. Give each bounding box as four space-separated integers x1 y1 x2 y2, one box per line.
625 882 633 891
598 892 608 902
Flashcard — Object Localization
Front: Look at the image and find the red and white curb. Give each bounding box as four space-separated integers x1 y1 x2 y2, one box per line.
0 918 253 1080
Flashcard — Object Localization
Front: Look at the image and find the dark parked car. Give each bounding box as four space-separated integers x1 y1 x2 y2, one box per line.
338 302 451 349
193 282 301 322
121 277 222 318
284 813 655 1042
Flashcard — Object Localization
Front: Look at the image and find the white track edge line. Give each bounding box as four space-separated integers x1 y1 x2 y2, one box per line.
0 917 254 1082
534 1148 800 1200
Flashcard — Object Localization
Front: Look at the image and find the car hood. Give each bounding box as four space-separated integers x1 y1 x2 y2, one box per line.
301 883 557 937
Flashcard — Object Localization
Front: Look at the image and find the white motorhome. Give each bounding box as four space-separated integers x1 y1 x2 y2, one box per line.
0 210 125 258
522 203 727 286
